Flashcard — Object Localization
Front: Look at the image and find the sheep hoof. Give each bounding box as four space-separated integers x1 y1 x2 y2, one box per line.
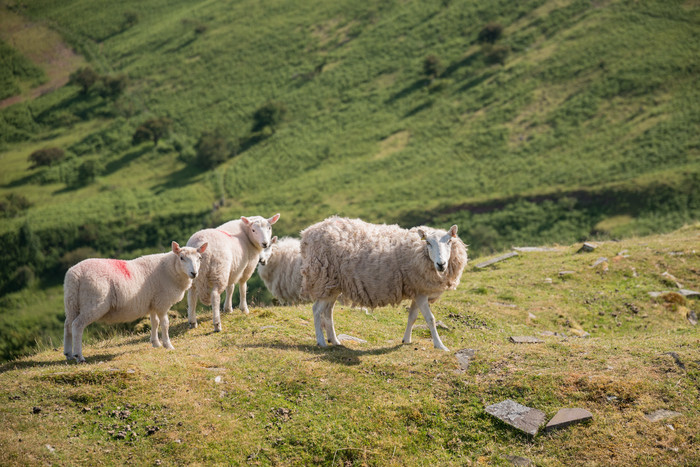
224 307 233 314
213 323 222 332
164 344 175 350
75 355 86 364
189 322 198 329
436 345 450 352
152 341 162 348
241 308 250 315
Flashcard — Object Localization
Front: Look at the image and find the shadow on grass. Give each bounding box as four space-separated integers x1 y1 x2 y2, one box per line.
0 352 122 374
104 145 152 174
239 339 403 366
386 79 429 104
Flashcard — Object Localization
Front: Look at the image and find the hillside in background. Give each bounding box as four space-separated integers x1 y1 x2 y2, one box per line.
0 0 698 360
0 226 698 465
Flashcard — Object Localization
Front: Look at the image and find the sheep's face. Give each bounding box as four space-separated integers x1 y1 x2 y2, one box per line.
258 236 278 266
172 242 207 279
242 213 280 249
417 225 459 273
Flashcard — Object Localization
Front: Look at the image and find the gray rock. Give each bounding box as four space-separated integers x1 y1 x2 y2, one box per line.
545 408 593 431
645 409 681 422
558 270 576 277
475 252 518 269
509 336 544 344
591 257 608 268
688 309 698 326
505 455 533 466
539 331 556 336
679 289 699 299
485 399 546 436
260 325 276 330
337 334 367 344
577 242 598 253
455 349 477 370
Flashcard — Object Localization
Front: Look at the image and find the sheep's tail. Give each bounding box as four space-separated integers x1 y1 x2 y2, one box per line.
63 268 80 323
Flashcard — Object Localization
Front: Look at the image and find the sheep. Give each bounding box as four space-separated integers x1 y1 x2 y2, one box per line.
257 236 308 305
63 241 207 363
186 213 280 331
300 216 468 351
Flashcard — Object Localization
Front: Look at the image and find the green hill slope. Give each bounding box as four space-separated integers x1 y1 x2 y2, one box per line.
1 226 698 465
0 0 699 360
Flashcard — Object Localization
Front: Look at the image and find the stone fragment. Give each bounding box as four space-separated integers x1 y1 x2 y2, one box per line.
545 408 593 431
577 242 597 253
569 329 589 338
475 252 518 269
214 376 222 384
679 289 699 299
337 334 367 343
509 336 544 344
661 271 683 289
644 409 681 422
528 312 537 320
505 455 533 466
558 271 575 277
485 399 546 436
45 444 55 453
455 349 477 370
260 325 275 330
543 278 553 284
688 309 698 326
591 257 608 268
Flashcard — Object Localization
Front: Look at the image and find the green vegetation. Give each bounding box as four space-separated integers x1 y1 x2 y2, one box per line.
0 0 699 360
0 227 698 465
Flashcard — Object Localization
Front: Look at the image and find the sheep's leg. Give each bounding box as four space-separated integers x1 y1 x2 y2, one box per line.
402 300 421 344
322 299 341 346
150 312 162 348
187 289 198 329
71 303 106 363
416 295 449 351
211 288 222 332
158 310 174 350
63 316 74 361
224 283 235 314
238 280 249 314
312 300 328 347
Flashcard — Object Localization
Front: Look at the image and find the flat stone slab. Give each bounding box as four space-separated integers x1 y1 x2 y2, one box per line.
455 349 477 370
577 242 598 253
591 257 608 268
485 399 546 436
336 334 367 344
645 409 681 422
679 289 699 298
512 247 560 252
545 408 593 432
475 252 518 269
509 336 544 344
505 455 533 466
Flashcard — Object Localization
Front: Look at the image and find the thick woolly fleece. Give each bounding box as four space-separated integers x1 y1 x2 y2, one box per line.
257 237 307 305
300 216 468 308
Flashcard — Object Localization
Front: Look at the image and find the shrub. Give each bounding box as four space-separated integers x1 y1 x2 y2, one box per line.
97 75 128 99
69 67 99 95
28 147 65 168
2 265 35 294
482 44 509 65
423 55 442 80
252 101 287 132
0 193 31 218
77 158 104 185
132 117 172 146
123 11 139 29
477 22 503 44
195 129 232 168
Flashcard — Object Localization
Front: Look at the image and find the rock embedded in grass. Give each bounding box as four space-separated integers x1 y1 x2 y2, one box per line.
475 252 518 268
644 409 681 422
544 408 593 432
509 336 544 344
455 348 477 370
485 399 546 436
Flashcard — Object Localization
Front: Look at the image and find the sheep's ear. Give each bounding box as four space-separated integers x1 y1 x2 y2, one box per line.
172 241 181 254
241 216 251 225
197 242 208 254
416 229 427 241
268 213 280 225
271 236 278 244
449 225 458 238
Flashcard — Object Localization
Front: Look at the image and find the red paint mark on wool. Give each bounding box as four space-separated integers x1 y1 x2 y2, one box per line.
109 259 131 279
217 229 233 238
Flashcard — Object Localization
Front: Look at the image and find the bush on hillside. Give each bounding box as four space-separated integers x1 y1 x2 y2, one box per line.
123 11 139 29
0 193 31 218
28 147 65 168
195 130 233 168
97 75 128 100
477 22 503 43
70 67 99 95
423 55 442 80
252 101 287 133
132 117 173 146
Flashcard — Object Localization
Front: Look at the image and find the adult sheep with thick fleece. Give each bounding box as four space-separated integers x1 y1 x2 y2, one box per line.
257 236 307 305
300 216 468 351
63 241 207 363
186 213 280 331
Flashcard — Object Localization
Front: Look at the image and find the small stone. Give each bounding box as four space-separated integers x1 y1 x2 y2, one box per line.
126 369 135 374
260 325 275 330
679 289 699 299
543 278 553 284
214 376 222 384
455 349 477 370
337 334 367 343
45 444 55 453
558 271 575 277
591 257 608 268
528 313 537 320
505 455 533 466
688 310 698 326
545 408 593 431
512 247 560 252
475 252 518 269
569 329 589 338
577 242 597 253
645 409 681 422
115 431 127 440
485 399 546 436
509 336 544 344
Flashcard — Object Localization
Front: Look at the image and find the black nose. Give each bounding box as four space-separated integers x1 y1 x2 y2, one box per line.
262 242 268 248
436 262 446 272
190 272 197 278
259 259 266 265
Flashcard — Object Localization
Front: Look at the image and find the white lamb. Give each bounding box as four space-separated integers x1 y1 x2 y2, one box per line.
300 216 468 351
63 241 208 363
186 213 280 331
257 236 308 305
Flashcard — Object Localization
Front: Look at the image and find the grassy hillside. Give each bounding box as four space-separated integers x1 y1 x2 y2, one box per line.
0 0 699 359
0 226 698 465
